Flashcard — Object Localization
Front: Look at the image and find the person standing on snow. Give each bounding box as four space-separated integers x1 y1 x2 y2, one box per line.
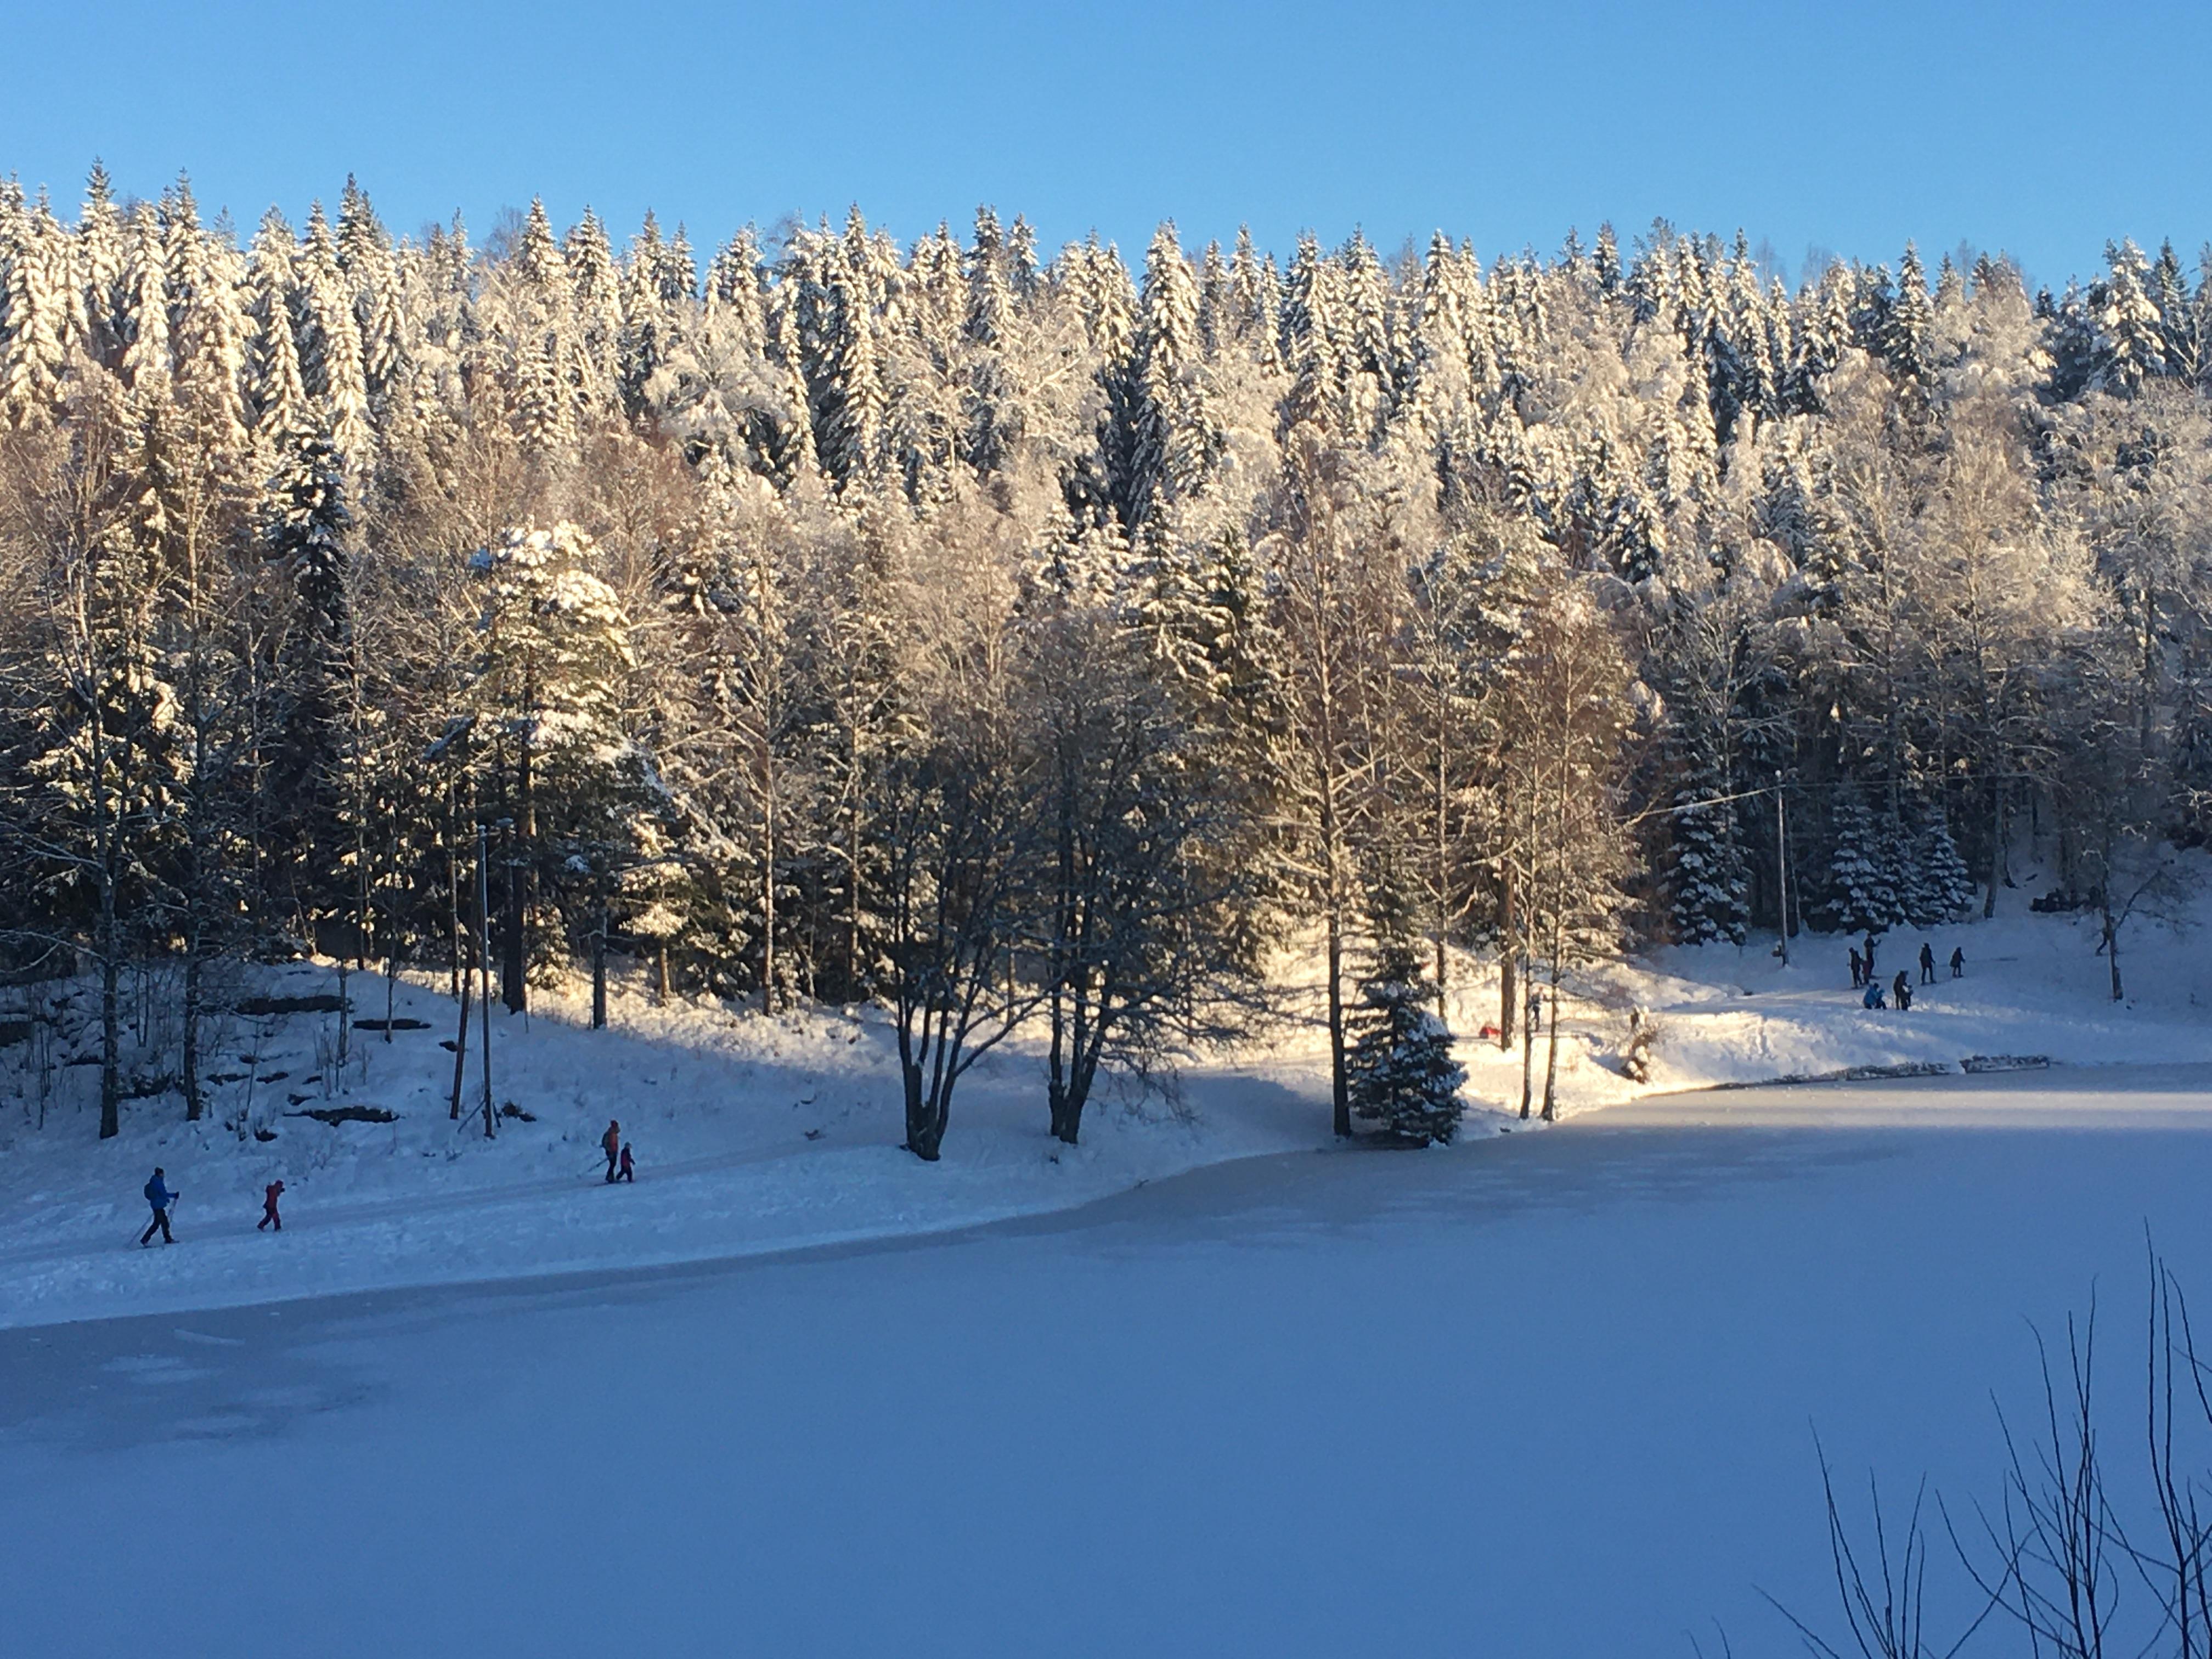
1893 970 1912 1011
257 1180 285 1232
601 1119 622 1183
1863 932 1879 980
1919 942 1936 985
1950 946 1965 979
1849 947 1864 988
140 1168 177 1246
618 1143 635 1183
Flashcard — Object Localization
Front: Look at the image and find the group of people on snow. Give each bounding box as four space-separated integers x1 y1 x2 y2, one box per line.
139 1170 285 1245
1850 933 1965 1011
601 1120 635 1183
136 1124 641 1249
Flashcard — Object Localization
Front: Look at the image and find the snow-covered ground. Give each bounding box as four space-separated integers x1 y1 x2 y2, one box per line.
6 1064 2212 1657
2 876 2208 1331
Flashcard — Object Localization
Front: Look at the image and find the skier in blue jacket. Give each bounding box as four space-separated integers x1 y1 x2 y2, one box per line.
140 1169 176 1246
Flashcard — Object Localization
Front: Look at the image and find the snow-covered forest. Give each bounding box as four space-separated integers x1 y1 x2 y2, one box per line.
1 166 2207 1154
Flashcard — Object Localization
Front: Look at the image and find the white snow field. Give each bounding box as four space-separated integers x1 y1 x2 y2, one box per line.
0 884 2203 1336
1 887 2209 1330
4 1064 2212 1657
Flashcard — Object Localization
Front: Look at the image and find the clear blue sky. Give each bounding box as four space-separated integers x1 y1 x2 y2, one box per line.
7 0 2207 290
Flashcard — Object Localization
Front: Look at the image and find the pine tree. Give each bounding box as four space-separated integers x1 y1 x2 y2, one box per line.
2089 239 2168 397
116 200 171 396
161 178 251 454
1666 771 1749 944
1345 867 1466 1146
1898 798 1974 925
1282 232 1344 433
499 199 574 456
1825 786 1900 933
295 203 371 467
74 162 126 371
466 523 650 999
795 211 890 490
244 208 313 455
1882 243 1934 390
964 205 1012 347
0 191 69 426
1124 221 1215 538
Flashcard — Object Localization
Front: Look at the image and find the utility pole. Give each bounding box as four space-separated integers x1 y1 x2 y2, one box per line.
477 821 497 1139
1773 774 1790 966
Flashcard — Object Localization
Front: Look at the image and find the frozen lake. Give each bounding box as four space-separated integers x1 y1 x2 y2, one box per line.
6 1065 2211 1656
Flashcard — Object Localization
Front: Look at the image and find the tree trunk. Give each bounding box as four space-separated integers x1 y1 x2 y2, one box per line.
2104 904 2123 1002
1434 735 1450 1013
449 953 471 1120
98 943 120 1141
760 809 777 1017
1047 987 1070 1143
591 909 607 1030
182 947 202 1122
656 944 670 1005
1499 859 1518 1051
447 798 462 1000
1984 776 2002 920
502 808 528 1015
1541 959 1564 1121
1324 895 1348 1138
476 827 497 1139
904 1061 945 1161
1518 965 1536 1121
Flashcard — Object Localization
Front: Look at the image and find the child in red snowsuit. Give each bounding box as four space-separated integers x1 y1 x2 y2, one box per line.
257 1180 285 1232
618 1143 635 1183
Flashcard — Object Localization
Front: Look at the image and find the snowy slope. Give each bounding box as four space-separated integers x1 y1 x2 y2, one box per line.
2 873 2207 1331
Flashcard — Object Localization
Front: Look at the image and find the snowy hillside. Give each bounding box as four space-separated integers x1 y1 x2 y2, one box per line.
3 880 2207 1332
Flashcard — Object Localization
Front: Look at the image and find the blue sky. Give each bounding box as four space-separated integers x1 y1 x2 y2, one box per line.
6 0 2206 290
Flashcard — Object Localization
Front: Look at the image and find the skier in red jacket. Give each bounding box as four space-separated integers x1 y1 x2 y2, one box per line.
601 1120 622 1183
257 1180 285 1232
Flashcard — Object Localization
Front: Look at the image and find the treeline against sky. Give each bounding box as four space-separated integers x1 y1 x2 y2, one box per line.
0 167 2207 1150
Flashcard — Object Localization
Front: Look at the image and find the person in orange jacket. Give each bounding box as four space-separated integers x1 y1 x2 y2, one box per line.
601 1119 622 1183
257 1180 285 1232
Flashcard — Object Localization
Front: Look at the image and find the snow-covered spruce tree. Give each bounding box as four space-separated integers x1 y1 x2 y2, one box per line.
1824 785 1900 934
243 208 314 461
563 207 624 415
1900 799 1976 926
75 162 127 372
161 178 251 459
1664 763 1748 945
2088 240 2168 398
260 430 363 950
1122 222 1216 541
0 192 71 427
7 370 187 1138
294 202 372 472
1345 865 1465 1146
464 522 654 1011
